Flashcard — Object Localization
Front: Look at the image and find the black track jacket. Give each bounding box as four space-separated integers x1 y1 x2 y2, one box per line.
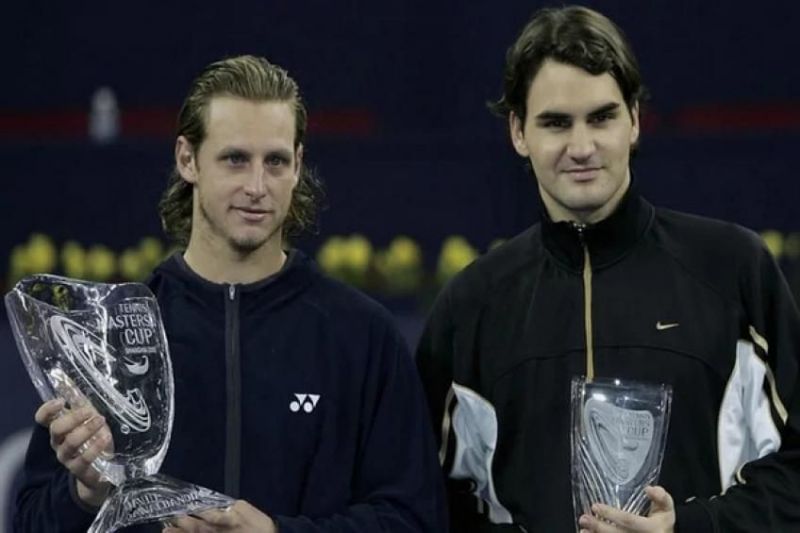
417 189 800 532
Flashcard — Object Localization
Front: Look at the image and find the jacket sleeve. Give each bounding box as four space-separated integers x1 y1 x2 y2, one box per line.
13 424 98 532
274 320 448 533
676 239 800 532
416 287 509 532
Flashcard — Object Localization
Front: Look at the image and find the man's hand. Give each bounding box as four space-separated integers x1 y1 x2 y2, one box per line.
163 500 277 533
35 399 113 507
578 486 675 533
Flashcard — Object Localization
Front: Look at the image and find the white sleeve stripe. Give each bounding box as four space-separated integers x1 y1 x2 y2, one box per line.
439 386 455 465
718 352 744 491
449 382 513 525
748 325 788 424
717 340 782 491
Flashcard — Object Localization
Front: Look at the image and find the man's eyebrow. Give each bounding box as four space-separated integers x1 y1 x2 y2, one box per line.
535 110 571 121
534 102 621 121
217 146 252 157
264 148 293 159
587 102 621 116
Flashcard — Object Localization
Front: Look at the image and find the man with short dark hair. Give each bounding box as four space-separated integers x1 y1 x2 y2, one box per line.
16 55 448 533
417 6 800 532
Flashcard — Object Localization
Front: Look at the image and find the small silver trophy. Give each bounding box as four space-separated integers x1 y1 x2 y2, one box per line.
570 376 672 530
5 275 234 533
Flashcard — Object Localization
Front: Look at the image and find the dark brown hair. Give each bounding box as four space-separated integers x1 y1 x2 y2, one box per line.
489 5 647 123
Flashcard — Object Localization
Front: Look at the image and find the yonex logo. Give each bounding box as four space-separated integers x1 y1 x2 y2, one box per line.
290 393 320 413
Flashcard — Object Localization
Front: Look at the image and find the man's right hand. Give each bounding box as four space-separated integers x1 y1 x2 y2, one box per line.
34 399 113 507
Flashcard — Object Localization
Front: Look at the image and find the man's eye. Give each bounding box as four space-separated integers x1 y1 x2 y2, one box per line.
267 155 289 167
226 153 248 165
543 119 570 129
589 112 614 124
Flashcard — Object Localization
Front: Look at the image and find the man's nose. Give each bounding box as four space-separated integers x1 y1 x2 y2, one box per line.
244 168 267 198
566 124 595 161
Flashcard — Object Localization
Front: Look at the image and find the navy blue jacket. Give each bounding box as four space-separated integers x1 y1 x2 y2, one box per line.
14 251 448 532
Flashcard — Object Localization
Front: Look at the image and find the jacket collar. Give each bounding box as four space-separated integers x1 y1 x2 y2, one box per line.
540 184 654 272
152 249 316 310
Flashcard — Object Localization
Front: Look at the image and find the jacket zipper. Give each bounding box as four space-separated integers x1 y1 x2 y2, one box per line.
573 223 595 382
224 283 242 497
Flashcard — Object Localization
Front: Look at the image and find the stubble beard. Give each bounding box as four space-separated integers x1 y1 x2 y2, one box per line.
198 200 283 256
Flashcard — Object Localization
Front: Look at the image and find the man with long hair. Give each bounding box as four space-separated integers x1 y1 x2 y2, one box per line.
17 55 447 533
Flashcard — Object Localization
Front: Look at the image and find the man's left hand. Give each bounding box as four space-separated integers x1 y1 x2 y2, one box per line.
578 486 675 533
163 500 277 533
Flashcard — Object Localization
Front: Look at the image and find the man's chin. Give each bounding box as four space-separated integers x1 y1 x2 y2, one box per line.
227 226 285 254
564 199 605 213
228 235 269 254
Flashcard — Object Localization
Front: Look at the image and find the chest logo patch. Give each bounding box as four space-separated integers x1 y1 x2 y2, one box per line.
290 393 320 413
656 321 680 331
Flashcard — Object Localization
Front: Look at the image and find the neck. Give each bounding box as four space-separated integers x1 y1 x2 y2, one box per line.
183 233 287 285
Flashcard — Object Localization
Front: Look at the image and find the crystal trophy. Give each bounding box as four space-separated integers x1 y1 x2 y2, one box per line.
5 275 235 532
570 376 672 529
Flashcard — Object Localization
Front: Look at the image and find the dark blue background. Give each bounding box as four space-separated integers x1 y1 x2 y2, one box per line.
2 1 800 529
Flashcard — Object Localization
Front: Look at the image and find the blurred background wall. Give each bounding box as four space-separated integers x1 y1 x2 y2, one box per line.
2 0 799 528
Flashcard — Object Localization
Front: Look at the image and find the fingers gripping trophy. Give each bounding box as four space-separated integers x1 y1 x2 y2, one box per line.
5 275 234 532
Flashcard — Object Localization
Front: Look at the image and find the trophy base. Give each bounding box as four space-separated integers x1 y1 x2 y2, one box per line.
87 473 235 533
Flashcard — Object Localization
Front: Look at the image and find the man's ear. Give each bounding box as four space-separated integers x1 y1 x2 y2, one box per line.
293 143 304 184
509 112 530 157
175 136 198 184
629 102 641 146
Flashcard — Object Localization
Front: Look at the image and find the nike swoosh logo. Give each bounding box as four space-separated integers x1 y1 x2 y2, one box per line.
656 321 680 331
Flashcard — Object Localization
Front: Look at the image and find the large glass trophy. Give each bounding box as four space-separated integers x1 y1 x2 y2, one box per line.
5 275 234 533
570 376 672 530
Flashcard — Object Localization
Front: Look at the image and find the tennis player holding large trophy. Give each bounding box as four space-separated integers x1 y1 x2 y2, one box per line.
6 275 233 532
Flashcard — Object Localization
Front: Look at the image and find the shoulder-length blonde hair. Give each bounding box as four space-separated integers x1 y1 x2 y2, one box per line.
158 55 322 247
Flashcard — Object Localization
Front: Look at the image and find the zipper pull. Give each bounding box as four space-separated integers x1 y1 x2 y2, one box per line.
571 221 588 242
570 222 586 248
229 284 236 301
